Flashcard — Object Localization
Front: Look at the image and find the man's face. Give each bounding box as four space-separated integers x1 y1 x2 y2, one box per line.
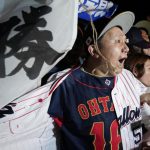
139 59 150 87
99 27 129 73
143 48 150 56
140 29 149 42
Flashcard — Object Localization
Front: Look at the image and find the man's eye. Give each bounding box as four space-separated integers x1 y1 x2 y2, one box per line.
115 39 129 44
115 40 121 43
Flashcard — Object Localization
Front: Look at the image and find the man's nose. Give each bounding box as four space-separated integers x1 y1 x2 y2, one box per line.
123 43 129 53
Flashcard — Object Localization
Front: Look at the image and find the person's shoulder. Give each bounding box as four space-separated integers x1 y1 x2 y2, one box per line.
117 69 139 84
47 66 81 88
120 68 134 77
47 68 72 83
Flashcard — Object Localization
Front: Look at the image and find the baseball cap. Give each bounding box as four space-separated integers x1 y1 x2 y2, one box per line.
134 20 150 36
83 11 135 46
98 11 135 38
126 27 150 49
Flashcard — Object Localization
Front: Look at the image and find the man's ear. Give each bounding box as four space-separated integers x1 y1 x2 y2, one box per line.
88 45 99 58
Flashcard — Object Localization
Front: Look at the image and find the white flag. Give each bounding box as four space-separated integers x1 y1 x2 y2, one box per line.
0 0 78 109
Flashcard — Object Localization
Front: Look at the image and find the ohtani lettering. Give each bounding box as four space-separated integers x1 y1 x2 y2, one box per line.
78 96 114 120
118 106 141 128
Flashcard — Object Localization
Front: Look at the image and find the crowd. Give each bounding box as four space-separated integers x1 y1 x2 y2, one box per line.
46 10 150 150
48 11 150 149
0 1 150 150
125 16 150 149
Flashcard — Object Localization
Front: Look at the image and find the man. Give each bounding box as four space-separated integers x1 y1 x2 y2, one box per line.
48 11 143 149
126 27 150 56
125 53 150 149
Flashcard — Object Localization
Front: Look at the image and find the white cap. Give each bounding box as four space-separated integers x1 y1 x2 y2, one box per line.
134 20 150 36
98 11 135 38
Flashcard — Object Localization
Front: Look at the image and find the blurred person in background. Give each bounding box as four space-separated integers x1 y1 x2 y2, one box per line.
125 53 150 149
126 26 150 56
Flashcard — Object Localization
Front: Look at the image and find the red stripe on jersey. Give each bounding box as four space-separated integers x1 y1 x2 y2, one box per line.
48 67 77 96
70 74 112 90
53 117 63 127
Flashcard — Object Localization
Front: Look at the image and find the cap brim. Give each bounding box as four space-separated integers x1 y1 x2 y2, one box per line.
135 40 150 49
134 20 150 36
98 11 135 38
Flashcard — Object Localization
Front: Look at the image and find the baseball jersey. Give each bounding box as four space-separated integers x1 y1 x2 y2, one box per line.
0 69 71 150
49 67 122 150
48 67 142 150
0 67 142 150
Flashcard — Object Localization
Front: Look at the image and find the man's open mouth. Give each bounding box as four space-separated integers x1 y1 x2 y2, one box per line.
119 58 126 64
118 58 127 68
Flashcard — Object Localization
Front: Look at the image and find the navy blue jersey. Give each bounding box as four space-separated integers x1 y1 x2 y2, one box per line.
48 67 122 150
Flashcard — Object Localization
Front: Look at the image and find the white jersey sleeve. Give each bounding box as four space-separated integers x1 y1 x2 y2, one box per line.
0 69 71 150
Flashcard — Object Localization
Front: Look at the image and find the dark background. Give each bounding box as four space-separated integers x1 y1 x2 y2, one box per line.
116 0 149 23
